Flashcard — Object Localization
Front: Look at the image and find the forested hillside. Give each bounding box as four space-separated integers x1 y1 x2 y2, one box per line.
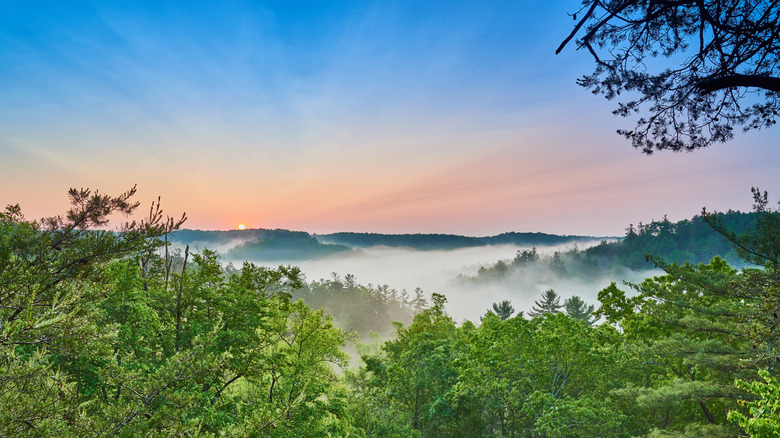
318 231 601 250
462 210 757 285
2 188 779 436
170 228 353 260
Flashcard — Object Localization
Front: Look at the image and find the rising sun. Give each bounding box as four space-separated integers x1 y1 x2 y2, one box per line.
238 224 246 230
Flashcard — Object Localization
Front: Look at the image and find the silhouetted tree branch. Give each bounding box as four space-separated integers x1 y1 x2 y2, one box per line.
559 0 780 153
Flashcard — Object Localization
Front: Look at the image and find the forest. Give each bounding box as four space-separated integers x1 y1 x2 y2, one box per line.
460 210 757 286
1 186 779 437
3 0 779 435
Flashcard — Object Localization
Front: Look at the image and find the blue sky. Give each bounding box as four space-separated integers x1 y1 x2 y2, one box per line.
1 0 778 235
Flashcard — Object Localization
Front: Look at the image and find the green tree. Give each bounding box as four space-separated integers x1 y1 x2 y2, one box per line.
491 299 516 320
453 312 628 437
529 289 563 317
550 251 567 274
295 273 416 338
0 187 183 435
564 295 596 326
353 294 465 437
702 187 780 266
0 188 357 436
513 247 540 266
558 0 780 152
729 370 780 437
597 258 755 435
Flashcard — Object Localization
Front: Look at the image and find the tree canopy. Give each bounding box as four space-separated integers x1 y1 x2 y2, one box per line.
5 186 780 436
558 0 780 153
0 189 355 436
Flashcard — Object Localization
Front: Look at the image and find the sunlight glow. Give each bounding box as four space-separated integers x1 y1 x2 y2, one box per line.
238 224 246 230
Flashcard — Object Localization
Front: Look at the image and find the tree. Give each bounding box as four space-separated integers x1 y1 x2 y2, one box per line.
702 186 780 266
558 0 780 153
454 312 628 437
597 257 767 435
295 274 416 338
514 247 540 266
564 295 596 326
729 370 780 437
0 188 357 436
491 299 516 320
362 293 463 436
0 187 184 434
550 251 567 274
529 289 563 317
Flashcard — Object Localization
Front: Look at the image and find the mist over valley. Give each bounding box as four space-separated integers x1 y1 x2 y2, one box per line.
4 0 780 433
167 217 744 326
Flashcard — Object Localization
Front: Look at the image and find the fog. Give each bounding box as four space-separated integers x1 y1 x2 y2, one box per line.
237 241 658 323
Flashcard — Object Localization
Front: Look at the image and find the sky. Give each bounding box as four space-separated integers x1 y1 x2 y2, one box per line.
1 0 778 237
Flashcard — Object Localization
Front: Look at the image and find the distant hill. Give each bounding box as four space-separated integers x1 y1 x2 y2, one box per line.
169 228 611 261
169 229 351 261
582 211 756 269
168 229 266 247
478 232 604 246
461 210 759 285
226 230 351 261
317 231 606 250
315 233 485 250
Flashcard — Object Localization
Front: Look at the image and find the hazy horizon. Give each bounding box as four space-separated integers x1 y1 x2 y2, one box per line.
177 226 621 237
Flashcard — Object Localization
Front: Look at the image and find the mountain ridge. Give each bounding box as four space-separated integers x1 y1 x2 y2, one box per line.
169 228 615 261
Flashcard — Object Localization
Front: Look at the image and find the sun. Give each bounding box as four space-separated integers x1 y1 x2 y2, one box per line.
238 224 246 230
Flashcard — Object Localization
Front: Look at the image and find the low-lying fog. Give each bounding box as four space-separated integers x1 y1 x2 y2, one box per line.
235 241 658 323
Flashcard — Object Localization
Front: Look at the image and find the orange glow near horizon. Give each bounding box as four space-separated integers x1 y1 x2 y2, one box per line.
238 224 246 230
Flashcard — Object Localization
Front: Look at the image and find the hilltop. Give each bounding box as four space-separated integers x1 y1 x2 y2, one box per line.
169 229 612 261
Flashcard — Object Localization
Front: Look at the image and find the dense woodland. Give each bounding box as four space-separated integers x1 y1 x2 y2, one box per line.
2 187 779 437
462 210 756 286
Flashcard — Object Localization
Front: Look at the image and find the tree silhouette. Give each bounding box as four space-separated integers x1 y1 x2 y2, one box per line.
491 300 516 320
558 1 780 153
528 289 563 318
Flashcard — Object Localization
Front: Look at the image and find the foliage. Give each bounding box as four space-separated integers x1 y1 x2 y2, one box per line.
349 293 463 437
294 273 419 338
564 295 595 326
729 370 780 437
0 189 354 436
528 289 563 317
702 187 780 266
461 210 755 289
559 0 780 152
586 211 754 268
0 187 182 435
490 299 516 320
349 301 631 436
6 186 780 436
598 258 755 434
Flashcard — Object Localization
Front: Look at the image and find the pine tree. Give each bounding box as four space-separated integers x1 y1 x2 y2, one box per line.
491 300 515 320
528 289 562 318
412 288 428 312
550 251 566 274
564 295 595 326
